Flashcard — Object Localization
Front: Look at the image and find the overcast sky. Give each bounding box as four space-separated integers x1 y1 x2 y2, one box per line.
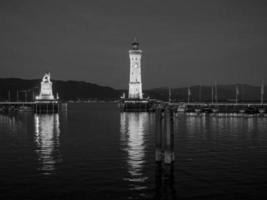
0 0 267 89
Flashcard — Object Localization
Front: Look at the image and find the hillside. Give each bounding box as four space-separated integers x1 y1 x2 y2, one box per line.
0 78 120 101
0 78 265 102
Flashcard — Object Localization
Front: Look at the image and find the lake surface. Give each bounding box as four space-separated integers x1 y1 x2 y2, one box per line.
0 103 267 199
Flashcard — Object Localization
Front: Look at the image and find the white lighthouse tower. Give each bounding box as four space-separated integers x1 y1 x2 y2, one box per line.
120 39 149 111
128 39 143 99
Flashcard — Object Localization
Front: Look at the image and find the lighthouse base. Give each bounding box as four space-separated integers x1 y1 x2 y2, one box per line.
34 100 59 114
119 99 151 112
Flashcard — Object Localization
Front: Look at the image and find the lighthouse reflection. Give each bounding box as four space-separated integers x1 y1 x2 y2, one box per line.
34 114 61 175
120 112 149 191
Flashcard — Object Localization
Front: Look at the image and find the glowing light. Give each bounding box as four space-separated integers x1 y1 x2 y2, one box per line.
34 114 61 175
128 40 143 99
36 73 55 100
120 113 149 190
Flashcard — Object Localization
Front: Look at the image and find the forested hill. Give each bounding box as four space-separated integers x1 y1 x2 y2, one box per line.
0 78 120 101
0 78 265 102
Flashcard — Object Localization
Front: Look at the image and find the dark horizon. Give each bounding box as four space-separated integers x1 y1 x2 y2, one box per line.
1 0 267 89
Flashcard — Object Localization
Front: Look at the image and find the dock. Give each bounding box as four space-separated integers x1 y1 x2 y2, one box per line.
0 101 60 113
119 99 151 112
150 102 267 117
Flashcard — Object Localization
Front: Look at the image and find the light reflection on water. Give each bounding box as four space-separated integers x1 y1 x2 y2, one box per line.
182 116 267 137
120 112 149 191
34 114 61 175
1 103 267 199
0 115 19 133
0 114 27 135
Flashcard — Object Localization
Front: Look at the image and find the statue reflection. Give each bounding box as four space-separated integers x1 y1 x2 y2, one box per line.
120 112 149 191
34 114 61 175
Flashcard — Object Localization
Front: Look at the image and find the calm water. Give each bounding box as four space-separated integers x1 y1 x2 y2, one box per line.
0 103 267 199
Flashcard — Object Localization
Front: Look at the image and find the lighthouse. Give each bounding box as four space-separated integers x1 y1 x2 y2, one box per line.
120 39 149 112
128 39 143 99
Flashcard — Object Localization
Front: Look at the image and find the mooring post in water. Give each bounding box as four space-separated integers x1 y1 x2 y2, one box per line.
154 155 176 199
164 106 174 164
155 105 163 162
170 108 174 162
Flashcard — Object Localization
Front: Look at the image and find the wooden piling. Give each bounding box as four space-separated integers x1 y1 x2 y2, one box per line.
154 160 176 199
170 111 174 162
155 106 163 162
164 107 174 164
